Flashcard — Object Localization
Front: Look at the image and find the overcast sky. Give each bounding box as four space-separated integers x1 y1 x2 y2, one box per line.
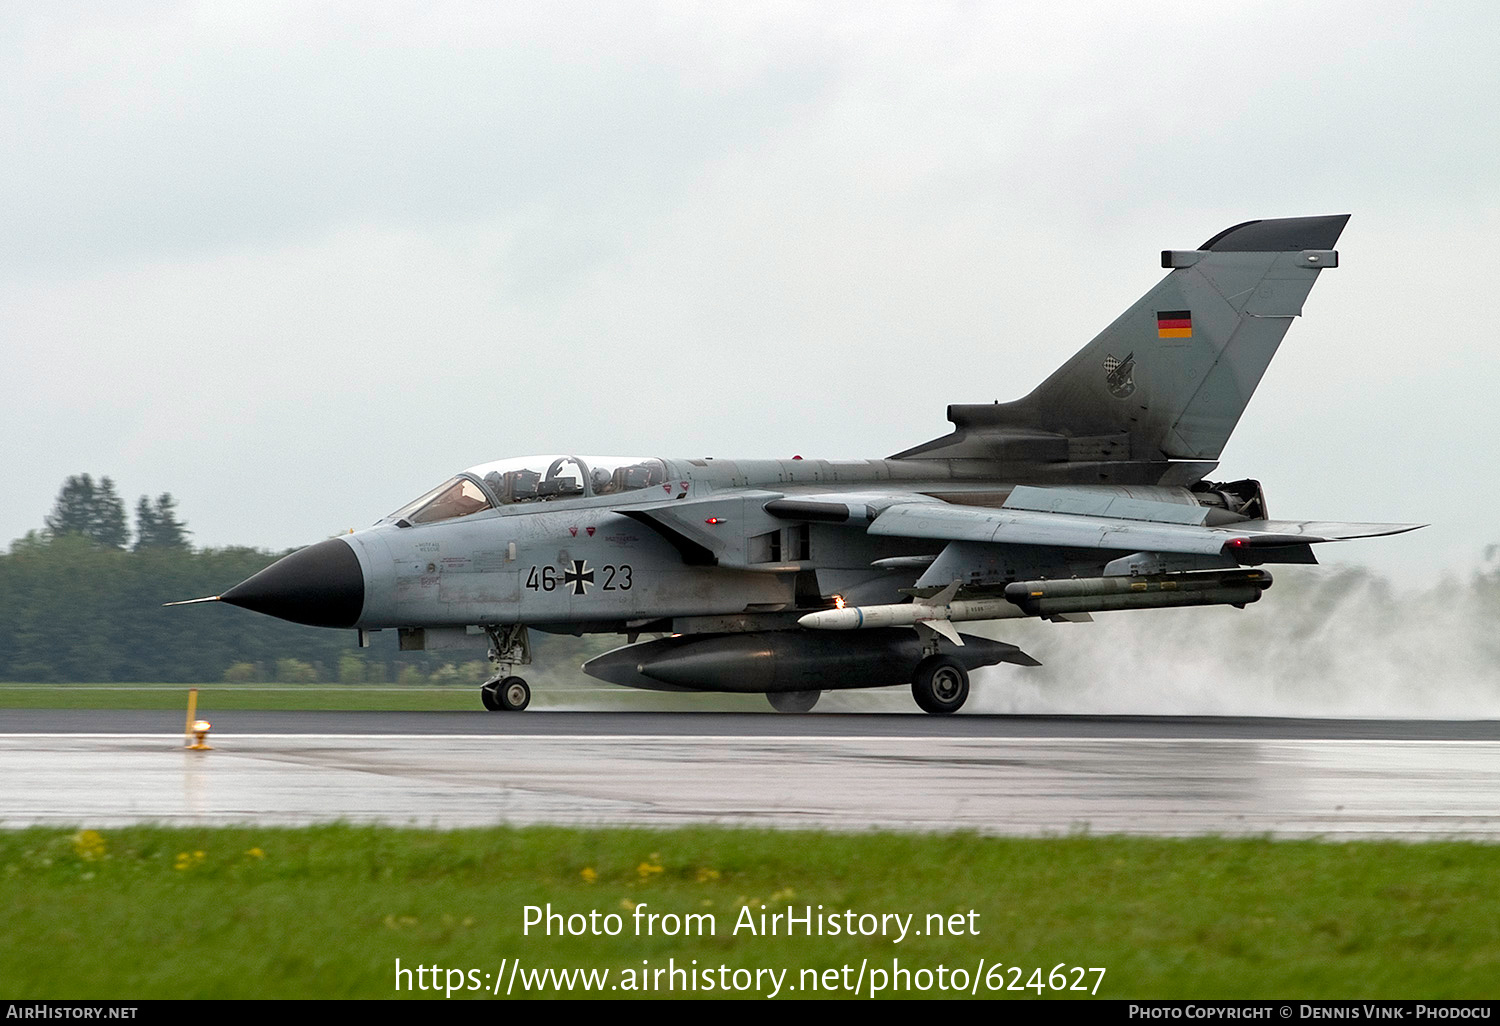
3 2 1496 582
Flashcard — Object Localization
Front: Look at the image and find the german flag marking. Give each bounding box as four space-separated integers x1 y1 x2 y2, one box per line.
1157 309 1192 338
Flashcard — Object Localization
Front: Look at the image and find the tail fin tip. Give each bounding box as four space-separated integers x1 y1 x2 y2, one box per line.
1198 214 1349 252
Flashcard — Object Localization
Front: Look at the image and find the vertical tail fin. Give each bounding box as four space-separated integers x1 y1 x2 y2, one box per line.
895 215 1348 464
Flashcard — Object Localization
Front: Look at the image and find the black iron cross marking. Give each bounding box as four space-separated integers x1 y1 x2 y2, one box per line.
563 559 594 596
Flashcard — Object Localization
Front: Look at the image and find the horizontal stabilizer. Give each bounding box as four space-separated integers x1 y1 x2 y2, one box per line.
1227 521 1427 544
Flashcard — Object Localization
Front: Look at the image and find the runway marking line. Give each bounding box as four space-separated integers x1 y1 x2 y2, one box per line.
3 732 1499 747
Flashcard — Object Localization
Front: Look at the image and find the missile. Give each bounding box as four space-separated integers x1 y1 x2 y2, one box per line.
798 570 1273 636
797 581 1022 642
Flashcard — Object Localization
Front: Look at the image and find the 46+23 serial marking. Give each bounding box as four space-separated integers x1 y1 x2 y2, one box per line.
526 561 632 597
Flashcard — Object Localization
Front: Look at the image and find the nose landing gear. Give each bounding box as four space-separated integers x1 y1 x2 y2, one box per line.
478 625 534 712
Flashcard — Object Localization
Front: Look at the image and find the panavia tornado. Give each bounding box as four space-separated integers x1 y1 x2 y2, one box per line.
182 214 1420 714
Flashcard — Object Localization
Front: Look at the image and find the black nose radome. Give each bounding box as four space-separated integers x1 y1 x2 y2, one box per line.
221 537 365 628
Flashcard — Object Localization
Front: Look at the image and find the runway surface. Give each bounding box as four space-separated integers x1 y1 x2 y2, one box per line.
4 710 1499 839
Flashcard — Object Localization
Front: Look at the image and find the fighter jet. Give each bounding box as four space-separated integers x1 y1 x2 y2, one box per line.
185 214 1420 714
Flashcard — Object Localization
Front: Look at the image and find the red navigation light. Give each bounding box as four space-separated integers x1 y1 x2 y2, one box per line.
705 517 724 525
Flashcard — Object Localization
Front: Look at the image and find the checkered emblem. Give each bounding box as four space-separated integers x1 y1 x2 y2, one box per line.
1104 352 1136 399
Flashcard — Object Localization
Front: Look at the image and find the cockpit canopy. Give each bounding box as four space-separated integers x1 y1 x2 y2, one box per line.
389 456 668 526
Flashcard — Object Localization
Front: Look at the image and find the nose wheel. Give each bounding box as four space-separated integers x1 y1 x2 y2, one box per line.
480 676 531 712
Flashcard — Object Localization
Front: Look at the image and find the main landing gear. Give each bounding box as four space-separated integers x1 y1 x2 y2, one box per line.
481 676 531 712
478 624 533 712
911 654 969 715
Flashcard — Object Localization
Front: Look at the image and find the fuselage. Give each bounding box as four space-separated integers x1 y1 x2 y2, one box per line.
218 452 1231 636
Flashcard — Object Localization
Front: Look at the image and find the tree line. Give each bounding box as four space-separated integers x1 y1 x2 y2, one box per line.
0 475 592 684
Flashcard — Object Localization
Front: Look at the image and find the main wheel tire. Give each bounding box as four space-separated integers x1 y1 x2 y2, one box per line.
498 676 531 712
480 682 502 711
911 656 969 715
766 690 821 713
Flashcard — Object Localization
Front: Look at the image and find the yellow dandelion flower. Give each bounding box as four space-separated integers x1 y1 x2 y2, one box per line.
580 867 598 883
71 830 106 861
245 847 265 859
695 867 720 883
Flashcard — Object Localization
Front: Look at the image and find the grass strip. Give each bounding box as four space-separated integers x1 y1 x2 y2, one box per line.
3 825 1497 999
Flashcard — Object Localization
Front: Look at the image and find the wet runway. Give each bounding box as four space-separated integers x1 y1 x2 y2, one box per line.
8 709 1499 740
3 711 1498 838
